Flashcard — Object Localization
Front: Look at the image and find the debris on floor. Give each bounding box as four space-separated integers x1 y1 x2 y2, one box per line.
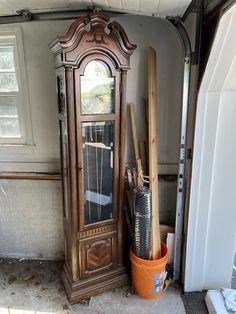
0 259 186 314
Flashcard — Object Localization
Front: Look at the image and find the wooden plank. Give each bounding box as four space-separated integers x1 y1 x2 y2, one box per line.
0 173 61 180
129 103 140 160
127 169 133 187
129 103 144 187
139 141 147 175
132 167 137 186
142 98 149 170
136 158 143 187
148 47 161 259
142 98 149 143
125 163 179 175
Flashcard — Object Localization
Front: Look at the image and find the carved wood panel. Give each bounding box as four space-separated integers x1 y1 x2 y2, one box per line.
86 239 112 271
80 232 117 278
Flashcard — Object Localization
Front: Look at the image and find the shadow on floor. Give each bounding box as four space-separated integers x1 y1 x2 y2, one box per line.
182 291 208 314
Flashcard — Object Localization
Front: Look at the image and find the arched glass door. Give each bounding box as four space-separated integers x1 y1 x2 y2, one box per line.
75 58 120 229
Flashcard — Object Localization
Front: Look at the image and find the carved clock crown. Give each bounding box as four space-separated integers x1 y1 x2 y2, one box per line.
49 12 137 69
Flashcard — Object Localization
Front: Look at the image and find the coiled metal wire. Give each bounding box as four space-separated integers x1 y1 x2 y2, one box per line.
133 186 152 260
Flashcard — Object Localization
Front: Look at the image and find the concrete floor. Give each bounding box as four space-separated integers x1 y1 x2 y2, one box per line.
0 252 234 314
0 259 186 314
182 292 208 314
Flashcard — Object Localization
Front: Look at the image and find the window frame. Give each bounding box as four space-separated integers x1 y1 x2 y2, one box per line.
0 26 33 145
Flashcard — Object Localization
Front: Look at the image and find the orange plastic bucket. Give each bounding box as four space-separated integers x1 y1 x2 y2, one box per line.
130 242 168 299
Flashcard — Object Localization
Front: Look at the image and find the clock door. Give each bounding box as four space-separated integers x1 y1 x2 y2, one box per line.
75 56 120 231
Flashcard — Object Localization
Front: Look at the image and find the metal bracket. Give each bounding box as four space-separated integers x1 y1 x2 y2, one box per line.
0 9 32 24
167 0 203 282
16 9 32 19
182 0 203 65
168 20 191 282
0 9 126 24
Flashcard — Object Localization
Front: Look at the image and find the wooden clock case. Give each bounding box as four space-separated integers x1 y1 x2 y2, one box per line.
50 12 136 302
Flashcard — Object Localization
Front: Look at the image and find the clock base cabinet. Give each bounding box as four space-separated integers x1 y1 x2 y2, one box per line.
50 12 136 303
62 266 128 303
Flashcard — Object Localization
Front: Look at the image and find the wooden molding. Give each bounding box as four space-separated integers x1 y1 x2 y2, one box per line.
0 172 61 180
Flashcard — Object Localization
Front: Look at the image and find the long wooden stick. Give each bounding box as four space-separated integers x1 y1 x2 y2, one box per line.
142 98 149 144
129 103 140 161
148 47 161 259
140 141 147 175
129 103 143 187
136 158 143 187
142 98 149 171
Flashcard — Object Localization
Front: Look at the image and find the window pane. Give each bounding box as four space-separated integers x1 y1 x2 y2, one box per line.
0 96 18 116
81 60 115 115
0 73 18 92
83 121 114 225
0 117 20 137
0 46 14 70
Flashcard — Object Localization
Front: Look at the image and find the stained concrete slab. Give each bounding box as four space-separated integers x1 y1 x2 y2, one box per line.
181 292 208 314
0 259 186 314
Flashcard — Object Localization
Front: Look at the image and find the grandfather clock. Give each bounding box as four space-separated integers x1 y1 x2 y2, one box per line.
50 12 136 302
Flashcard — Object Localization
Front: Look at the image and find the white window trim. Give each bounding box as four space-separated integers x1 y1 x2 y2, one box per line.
0 26 33 146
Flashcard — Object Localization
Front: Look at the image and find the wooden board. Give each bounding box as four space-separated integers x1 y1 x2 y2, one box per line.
136 158 143 187
129 103 140 160
140 141 147 175
129 103 143 187
148 47 161 259
0 173 61 180
142 98 149 171
142 98 149 143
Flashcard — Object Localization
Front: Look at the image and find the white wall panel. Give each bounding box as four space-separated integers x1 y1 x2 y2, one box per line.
64 0 92 8
176 0 191 16
81 0 93 5
107 0 122 10
158 0 180 16
139 0 159 13
0 0 191 16
0 0 16 15
93 0 109 8
223 56 236 91
121 0 139 12
204 92 236 288
185 3 236 292
8 0 66 10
